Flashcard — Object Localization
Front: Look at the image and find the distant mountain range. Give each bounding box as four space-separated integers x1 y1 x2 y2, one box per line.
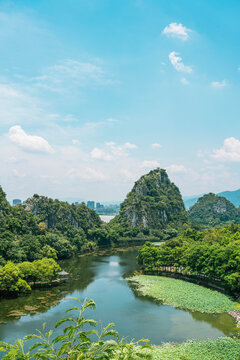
183 189 240 210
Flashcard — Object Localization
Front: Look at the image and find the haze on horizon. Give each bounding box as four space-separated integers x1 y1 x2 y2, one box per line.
1 0 240 203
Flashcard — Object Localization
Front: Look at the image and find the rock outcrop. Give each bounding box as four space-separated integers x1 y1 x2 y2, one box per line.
188 193 239 227
112 168 188 232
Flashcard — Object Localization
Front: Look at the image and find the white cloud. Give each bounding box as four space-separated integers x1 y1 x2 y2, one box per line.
211 80 226 89
123 142 137 149
151 143 162 148
12 169 26 177
180 77 189 85
84 118 118 130
169 52 193 74
162 23 191 41
67 167 106 181
72 139 79 145
140 160 160 168
63 114 78 123
90 141 137 161
106 117 118 123
120 169 138 181
0 84 24 99
90 147 113 161
211 137 240 162
34 59 111 92
8 125 53 153
0 83 46 126
167 164 187 173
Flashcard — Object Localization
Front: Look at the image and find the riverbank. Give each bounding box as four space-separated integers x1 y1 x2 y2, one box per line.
141 337 240 360
128 275 238 313
228 310 240 327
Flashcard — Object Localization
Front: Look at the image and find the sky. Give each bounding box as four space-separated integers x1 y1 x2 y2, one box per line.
1 0 240 203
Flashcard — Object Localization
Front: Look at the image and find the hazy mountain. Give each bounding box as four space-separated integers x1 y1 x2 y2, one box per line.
217 189 240 208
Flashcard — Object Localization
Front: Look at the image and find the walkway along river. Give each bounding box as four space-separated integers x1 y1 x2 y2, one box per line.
0 248 237 347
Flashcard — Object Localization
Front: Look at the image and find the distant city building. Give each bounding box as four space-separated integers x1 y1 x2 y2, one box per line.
13 199 22 206
96 202 104 210
87 201 95 210
74 202 79 205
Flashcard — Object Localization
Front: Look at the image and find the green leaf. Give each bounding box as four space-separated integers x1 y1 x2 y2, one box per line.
55 317 75 328
65 307 79 313
52 334 68 344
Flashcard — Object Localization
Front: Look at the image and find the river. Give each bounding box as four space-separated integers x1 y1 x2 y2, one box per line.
0 248 237 348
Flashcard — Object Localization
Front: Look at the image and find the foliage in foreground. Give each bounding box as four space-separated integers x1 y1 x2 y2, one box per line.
0 298 151 359
128 275 238 313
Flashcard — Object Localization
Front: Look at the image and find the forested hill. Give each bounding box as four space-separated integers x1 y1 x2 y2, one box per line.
25 194 101 233
184 189 240 209
0 186 103 265
188 193 240 228
111 168 188 236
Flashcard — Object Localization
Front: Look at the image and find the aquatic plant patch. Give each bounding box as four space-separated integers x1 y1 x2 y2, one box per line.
128 275 238 313
141 337 240 360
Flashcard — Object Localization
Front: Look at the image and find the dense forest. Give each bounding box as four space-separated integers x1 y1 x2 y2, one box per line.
0 186 120 295
0 187 118 266
138 225 240 293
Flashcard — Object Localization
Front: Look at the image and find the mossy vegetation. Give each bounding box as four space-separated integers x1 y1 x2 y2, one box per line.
128 275 238 313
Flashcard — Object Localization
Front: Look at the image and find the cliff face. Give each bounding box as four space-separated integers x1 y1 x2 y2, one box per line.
188 193 239 227
113 168 188 231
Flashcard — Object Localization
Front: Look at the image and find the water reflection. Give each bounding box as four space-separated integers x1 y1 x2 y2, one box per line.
0 248 237 345
190 311 236 337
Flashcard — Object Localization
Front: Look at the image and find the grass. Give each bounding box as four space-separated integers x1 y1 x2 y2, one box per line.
128 275 238 313
141 337 240 360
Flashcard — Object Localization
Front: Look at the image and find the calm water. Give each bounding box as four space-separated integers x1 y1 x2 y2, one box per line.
99 214 116 222
0 249 237 348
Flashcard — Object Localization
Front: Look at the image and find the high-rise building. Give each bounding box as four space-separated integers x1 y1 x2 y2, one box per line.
13 199 22 206
87 201 95 210
96 202 104 209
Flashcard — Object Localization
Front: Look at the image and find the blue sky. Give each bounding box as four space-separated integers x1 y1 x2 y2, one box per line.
1 0 240 202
